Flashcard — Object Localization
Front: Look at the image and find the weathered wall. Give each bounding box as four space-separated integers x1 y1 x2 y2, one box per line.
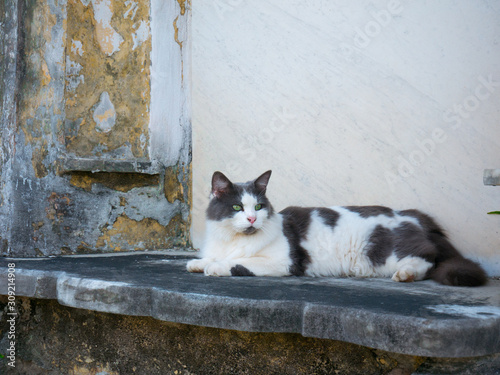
64 0 152 160
0 0 192 256
2 297 500 374
191 1 500 275
0 1 18 254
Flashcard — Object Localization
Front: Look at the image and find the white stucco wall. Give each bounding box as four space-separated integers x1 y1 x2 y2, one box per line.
191 0 500 275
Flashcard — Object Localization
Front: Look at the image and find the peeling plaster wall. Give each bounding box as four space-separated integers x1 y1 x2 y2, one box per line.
64 0 152 160
0 0 192 256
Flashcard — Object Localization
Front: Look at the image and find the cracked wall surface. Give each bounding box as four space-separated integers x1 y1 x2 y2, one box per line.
0 0 191 256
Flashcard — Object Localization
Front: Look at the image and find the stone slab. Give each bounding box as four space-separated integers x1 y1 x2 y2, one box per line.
1 252 500 358
57 157 160 174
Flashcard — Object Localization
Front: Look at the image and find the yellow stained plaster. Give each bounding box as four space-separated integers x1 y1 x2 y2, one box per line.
45 192 71 223
94 108 115 125
90 0 124 56
71 39 84 56
41 61 52 86
173 16 183 49
32 140 49 178
164 166 184 204
65 0 151 159
96 214 185 251
164 164 192 246
177 0 187 16
69 172 159 192
94 20 123 56
66 96 78 107
185 164 192 207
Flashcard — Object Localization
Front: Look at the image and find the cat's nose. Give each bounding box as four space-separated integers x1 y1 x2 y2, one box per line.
247 216 256 224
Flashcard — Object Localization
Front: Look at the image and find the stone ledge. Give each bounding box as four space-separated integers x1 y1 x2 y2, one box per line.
57 157 161 175
1 252 500 358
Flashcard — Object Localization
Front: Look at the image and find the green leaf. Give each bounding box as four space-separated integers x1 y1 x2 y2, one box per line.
487 211 500 215
0 353 4 358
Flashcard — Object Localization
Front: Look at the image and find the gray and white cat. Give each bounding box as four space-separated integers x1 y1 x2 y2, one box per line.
187 170 487 286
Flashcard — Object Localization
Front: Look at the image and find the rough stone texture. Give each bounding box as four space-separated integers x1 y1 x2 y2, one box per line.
1 253 500 361
0 0 192 256
0 297 427 375
0 0 20 256
59 157 159 174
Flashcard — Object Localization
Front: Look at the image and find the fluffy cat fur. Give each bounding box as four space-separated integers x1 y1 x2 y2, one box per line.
186 170 487 286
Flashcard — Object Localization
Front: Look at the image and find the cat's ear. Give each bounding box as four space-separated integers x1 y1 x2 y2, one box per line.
254 170 272 194
211 171 233 198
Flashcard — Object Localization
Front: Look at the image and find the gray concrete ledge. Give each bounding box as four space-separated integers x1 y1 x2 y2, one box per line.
57 157 160 174
1 252 500 358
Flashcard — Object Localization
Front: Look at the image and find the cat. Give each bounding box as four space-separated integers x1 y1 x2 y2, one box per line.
186 170 487 286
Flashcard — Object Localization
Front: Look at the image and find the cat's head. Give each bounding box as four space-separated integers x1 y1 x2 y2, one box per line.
206 170 274 235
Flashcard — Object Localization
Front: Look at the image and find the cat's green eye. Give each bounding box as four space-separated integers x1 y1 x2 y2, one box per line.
232 204 243 211
255 204 263 211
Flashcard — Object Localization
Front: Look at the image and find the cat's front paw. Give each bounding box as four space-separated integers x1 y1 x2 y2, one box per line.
204 261 232 277
187 258 210 273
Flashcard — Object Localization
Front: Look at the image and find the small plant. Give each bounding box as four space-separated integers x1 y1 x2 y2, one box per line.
487 211 500 215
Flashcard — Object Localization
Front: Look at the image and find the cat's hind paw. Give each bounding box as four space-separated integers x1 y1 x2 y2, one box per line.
204 261 232 277
392 269 416 283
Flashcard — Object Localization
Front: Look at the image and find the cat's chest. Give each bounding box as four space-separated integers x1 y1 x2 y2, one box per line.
205 217 289 259
220 235 264 257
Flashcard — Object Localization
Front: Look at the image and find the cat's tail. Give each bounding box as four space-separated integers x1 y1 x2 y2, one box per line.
401 209 488 286
430 256 487 287
428 232 488 287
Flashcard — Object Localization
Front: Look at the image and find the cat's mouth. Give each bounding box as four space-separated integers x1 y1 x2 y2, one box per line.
243 227 258 235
